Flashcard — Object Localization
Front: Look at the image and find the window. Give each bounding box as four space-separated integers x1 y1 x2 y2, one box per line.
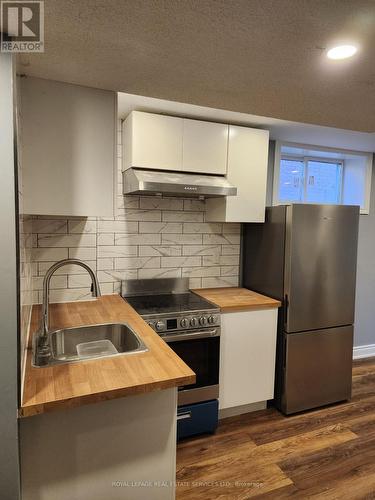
279 158 343 204
274 142 373 214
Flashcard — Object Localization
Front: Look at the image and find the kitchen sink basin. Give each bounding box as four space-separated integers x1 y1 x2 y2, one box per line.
33 322 148 367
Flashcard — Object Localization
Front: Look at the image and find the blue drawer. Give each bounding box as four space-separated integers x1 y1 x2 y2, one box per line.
177 400 218 441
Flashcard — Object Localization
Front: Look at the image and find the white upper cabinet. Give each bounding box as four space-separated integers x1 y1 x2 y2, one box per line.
123 111 183 171
206 125 269 223
182 119 228 175
122 112 228 175
122 112 270 223
20 77 116 217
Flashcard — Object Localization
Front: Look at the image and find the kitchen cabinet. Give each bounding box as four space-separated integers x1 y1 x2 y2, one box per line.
122 111 228 175
219 308 278 410
123 111 183 171
21 389 177 500
206 125 269 222
19 77 116 217
182 119 228 175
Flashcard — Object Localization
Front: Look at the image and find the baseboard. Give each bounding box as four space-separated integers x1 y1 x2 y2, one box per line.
219 401 267 419
353 344 375 360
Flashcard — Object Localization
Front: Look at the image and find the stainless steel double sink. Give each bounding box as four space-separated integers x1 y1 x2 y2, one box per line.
33 322 148 367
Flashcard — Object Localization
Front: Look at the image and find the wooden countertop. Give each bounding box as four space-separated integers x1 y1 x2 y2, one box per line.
192 287 281 312
21 295 195 418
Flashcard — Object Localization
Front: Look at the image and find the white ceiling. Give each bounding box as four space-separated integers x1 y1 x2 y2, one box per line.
18 0 375 132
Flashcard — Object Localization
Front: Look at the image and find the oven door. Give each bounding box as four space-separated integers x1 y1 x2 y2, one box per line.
162 328 220 406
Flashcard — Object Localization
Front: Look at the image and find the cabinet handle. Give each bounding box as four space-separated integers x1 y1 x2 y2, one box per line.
177 411 192 421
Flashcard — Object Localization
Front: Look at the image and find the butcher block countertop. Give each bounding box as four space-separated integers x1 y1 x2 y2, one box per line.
20 295 195 418
192 287 281 312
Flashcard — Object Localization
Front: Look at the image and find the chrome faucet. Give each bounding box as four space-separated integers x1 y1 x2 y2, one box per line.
36 259 101 363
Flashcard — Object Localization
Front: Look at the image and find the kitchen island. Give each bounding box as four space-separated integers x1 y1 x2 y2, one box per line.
19 295 195 500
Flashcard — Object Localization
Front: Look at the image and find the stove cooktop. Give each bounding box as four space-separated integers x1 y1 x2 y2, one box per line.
125 292 218 316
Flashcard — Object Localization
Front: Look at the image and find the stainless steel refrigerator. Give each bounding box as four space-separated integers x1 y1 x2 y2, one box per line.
242 204 360 415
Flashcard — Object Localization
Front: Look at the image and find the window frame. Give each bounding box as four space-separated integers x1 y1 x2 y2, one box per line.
273 141 373 215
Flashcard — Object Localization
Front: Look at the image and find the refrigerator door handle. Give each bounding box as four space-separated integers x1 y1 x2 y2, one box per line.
284 294 289 326
283 334 287 369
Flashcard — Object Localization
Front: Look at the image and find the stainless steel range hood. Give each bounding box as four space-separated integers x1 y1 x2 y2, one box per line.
123 168 237 198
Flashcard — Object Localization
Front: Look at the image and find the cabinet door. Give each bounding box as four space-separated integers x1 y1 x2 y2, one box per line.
219 309 277 410
20 77 115 217
206 125 269 222
123 111 183 171
182 119 228 174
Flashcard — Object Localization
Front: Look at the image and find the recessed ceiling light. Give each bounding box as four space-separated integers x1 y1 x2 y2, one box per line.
327 45 358 60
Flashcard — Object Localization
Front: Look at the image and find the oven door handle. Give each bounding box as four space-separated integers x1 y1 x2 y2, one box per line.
162 329 219 343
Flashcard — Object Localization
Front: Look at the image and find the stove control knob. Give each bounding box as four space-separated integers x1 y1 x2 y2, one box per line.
155 320 166 332
147 321 155 329
180 317 188 328
208 315 216 325
199 316 208 326
190 317 198 328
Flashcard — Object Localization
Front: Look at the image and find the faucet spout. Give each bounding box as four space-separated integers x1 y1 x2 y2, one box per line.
38 259 101 349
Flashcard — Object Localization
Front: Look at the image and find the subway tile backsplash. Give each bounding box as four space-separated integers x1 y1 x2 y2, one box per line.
19 213 33 360
29 121 240 303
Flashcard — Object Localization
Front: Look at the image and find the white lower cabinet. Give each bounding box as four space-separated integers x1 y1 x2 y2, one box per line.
219 309 278 410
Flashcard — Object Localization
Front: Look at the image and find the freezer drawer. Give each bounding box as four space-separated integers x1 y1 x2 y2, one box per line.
281 325 353 415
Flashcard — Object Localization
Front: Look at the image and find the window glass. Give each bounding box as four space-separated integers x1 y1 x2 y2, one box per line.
305 160 342 204
279 158 304 202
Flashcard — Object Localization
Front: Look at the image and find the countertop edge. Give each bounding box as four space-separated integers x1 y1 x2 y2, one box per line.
219 303 282 312
19 374 192 418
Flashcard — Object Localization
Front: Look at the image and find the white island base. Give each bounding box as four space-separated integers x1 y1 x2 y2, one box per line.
20 388 178 500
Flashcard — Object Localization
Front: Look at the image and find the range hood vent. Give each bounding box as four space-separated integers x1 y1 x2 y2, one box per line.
123 168 237 198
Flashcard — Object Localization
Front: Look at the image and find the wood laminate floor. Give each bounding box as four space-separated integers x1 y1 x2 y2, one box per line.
176 358 375 499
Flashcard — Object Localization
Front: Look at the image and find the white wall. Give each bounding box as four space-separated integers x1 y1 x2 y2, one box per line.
354 162 375 348
342 156 369 211
0 52 21 499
